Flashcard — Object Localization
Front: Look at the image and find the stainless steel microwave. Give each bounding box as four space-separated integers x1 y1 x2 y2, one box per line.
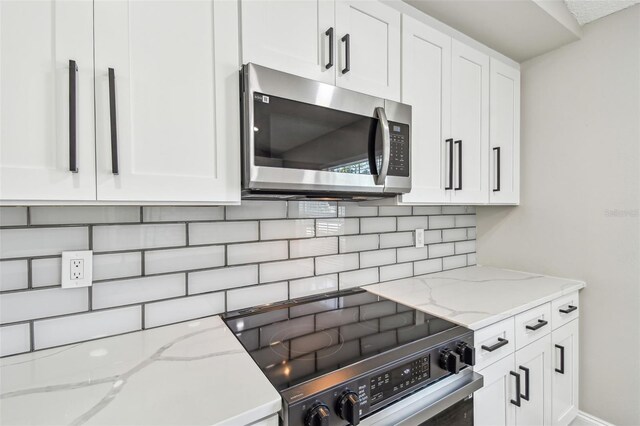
241 63 411 199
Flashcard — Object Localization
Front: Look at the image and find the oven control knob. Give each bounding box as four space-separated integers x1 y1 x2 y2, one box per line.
305 403 330 426
440 348 463 374
456 342 476 366
337 391 360 426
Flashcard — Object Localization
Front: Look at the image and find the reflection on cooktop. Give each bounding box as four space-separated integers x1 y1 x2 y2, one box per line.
223 290 458 391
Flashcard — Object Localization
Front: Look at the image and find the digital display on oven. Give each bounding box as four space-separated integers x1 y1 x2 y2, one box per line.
369 355 431 405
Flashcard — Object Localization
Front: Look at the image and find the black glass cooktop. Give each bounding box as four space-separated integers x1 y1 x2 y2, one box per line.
223 290 459 392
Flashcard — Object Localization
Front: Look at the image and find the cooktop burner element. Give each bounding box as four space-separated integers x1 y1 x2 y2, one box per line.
223 290 475 426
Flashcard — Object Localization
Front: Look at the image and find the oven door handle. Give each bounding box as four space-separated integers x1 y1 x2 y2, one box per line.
375 106 391 186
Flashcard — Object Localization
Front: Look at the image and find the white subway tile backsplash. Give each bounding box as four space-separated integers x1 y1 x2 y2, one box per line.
412 206 442 215
92 274 185 310
414 258 443 275
315 253 359 275
456 215 477 227
337 203 378 217
34 306 141 350
227 241 288 265
0 287 88 324
379 232 414 248
93 224 184 252
467 227 477 239
0 227 88 258
339 268 378 290
31 257 61 288
290 237 338 258
379 206 412 216
289 274 338 298
442 206 474 214
455 240 476 254
424 230 443 244
397 216 429 231
467 253 477 266
0 207 27 226
145 245 225 275
288 201 337 218
189 221 258 245
397 247 429 263
0 260 28 291
360 217 395 234
189 265 258 294
227 282 288 311
0 323 31 356
380 263 413 282
261 219 315 240
144 292 225 328
316 218 359 236
429 216 455 229
93 252 142 281
339 234 379 253
260 258 314 283
360 249 396 268
429 243 455 258
442 228 468 242
143 206 223 222
443 255 467 270
30 206 140 225
226 201 287 220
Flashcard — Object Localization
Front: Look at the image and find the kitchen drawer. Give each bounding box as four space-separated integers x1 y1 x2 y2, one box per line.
474 317 515 370
514 303 552 350
551 291 580 330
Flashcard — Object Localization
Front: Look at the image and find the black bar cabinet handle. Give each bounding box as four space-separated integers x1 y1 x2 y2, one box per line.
325 27 334 69
69 60 78 173
559 305 578 314
341 34 350 74
445 139 453 190
454 140 462 190
481 337 509 352
510 371 521 407
519 366 530 401
493 147 501 192
555 344 565 374
108 68 119 175
526 319 548 331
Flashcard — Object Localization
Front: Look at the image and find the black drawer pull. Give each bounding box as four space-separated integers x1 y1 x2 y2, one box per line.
454 139 462 190
108 68 119 175
526 319 548 331
510 371 521 407
445 138 453 190
341 33 350 74
493 147 500 191
481 337 508 352
559 305 577 314
519 366 530 401
68 60 78 173
325 27 334 69
555 344 565 374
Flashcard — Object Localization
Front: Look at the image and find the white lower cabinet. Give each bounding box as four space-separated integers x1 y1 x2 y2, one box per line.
474 298 579 426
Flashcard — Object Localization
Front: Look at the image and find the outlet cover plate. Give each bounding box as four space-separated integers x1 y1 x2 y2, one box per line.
61 250 93 288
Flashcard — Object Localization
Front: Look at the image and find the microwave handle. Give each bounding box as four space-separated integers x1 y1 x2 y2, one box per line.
375 107 390 185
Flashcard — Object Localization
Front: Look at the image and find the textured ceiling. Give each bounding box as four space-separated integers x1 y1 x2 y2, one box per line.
564 0 640 25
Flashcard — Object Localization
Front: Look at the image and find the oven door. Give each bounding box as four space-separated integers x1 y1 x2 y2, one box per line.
361 370 484 426
242 63 411 196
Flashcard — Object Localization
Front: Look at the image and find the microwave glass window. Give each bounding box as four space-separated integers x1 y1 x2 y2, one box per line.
252 93 382 175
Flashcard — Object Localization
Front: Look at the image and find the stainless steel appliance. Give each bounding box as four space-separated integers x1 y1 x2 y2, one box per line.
223 290 483 426
241 64 412 199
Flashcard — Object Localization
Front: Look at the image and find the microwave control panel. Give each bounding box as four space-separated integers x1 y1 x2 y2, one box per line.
388 122 410 177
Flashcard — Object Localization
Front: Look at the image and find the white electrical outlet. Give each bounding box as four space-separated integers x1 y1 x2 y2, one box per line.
62 250 93 288
415 229 425 248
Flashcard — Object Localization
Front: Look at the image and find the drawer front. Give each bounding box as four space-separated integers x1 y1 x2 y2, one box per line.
474 317 515 370
514 303 552 350
551 291 580 330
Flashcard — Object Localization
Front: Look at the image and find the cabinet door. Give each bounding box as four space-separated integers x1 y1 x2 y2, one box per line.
490 58 520 204
94 0 240 202
0 0 95 201
514 335 552 426
241 0 335 85
398 15 450 204
474 354 516 426
551 319 579 426
450 40 489 204
335 0 400 101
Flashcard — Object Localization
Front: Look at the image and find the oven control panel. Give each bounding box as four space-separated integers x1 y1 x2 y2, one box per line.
388 122 409 177
369 355 430 405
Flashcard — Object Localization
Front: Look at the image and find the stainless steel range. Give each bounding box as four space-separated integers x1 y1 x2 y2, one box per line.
223 290 483 426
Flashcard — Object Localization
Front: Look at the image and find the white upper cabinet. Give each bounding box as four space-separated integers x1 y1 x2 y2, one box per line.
490 58 520 204
0 0 96 201
399 15 450 204
335 0 401 101
450 40 490 204
94 0 240 202
240 0 335 85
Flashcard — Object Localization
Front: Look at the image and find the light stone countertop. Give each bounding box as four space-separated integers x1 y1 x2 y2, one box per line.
0 316 280 426
364 266 586 330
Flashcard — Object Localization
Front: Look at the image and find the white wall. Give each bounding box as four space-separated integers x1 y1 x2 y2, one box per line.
477 5 640 425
